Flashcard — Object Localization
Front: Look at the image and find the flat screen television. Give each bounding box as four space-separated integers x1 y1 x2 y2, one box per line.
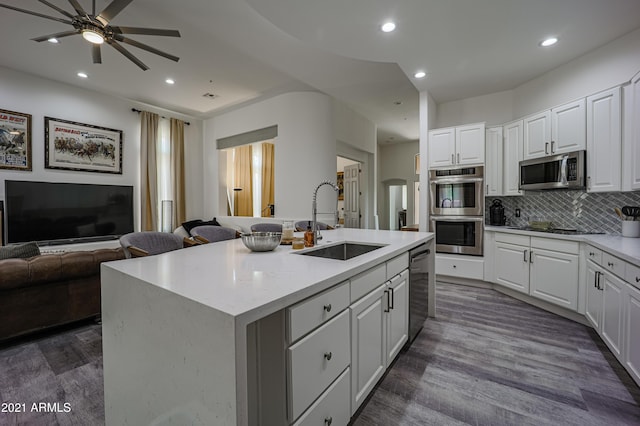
4 180 134 246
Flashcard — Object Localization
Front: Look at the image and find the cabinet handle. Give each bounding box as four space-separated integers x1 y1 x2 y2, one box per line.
597 271 603 291
323 303 332 313
594 271 599 289
545 142 549 154
551 141 555 153
384 290 390 312
389 286 395 309
608 262 614 267
589 252 595 257
457 153 460 163
325 417 333 425
451 153 455 164
324 352 332 361
636 277 640 283
530 250 534 263
523 250 528 262
486 184 489 193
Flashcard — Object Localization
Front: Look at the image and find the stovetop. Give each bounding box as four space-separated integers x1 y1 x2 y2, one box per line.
503 226 605 235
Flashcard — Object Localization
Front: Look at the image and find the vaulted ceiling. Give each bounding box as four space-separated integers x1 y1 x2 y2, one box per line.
1 0 639 144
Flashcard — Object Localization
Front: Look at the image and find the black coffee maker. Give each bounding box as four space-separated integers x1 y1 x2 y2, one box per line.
489 199 506 226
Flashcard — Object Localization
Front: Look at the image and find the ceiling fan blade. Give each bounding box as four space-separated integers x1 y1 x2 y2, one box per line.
31 30 80 42
108 40 149 71
114 35 179 62
96 0 133 26
37 0 75 19
0 4 73 25
67 0 87 17
92 44 102 64
111 26 181 37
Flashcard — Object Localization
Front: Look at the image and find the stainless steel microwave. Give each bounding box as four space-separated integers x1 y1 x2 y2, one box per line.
519 150 586 190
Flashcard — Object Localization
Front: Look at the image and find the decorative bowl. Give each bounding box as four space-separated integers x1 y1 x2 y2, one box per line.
241 232 282 252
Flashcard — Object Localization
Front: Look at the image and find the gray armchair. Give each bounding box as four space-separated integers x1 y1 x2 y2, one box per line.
250 223 283 233
119 231 184 258
190 225 239 244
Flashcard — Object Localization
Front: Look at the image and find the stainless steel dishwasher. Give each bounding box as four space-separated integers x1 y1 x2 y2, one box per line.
407 243 433 343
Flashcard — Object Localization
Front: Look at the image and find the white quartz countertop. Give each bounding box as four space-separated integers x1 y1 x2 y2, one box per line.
485 225 640 266
103 228 433 325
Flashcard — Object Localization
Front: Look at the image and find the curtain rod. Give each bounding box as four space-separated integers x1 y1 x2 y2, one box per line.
131 108 191 126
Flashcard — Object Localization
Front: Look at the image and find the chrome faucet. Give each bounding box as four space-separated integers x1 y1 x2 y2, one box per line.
312 181 340 245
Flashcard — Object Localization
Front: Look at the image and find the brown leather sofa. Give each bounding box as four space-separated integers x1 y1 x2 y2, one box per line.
0 248 125 342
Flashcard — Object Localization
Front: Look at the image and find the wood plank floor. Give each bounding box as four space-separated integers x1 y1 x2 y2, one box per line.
352 283 640 425
0 283 638 425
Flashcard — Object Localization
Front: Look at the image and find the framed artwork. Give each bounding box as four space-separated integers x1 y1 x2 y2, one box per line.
337 171 344 200
45 117 123 174
0 108 32 171
415 153 420 175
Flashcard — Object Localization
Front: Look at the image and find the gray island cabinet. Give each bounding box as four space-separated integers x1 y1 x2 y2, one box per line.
101 228 434 426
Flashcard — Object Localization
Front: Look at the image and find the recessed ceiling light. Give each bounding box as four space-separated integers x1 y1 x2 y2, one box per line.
77 72 88 78
414 71 426 79
47 38 59 44
165 78 175 85
381 22 396 33
540 37 558 47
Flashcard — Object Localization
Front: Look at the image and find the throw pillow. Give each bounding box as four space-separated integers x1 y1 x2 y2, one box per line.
181 219 204 235
0 241 41 260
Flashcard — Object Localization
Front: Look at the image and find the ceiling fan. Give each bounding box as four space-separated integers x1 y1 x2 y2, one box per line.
0 0 180 70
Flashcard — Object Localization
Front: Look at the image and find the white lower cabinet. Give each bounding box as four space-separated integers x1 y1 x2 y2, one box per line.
601 272 625 359
350 283 387 412
493 233 579 310
581 244 640 387
350 269 409 414
292 367 351 426
625 283 640 385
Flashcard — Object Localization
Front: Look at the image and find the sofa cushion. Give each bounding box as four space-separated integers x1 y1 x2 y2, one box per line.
0 242 40 260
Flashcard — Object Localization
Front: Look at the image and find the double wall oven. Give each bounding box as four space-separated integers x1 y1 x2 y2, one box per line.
429 166 484 256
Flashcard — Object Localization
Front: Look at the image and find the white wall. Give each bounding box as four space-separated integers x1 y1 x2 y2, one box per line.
513 27 640 117
436 90 514 128
377 141 419 230
435 27 640 128
204 92 337 221
0 66 203 230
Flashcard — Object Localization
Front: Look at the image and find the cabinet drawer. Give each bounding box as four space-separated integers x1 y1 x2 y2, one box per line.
603 252 626 279
287 281 349 343
387 252 409 280
585 246 603 266
292 367 350 426
495 232 530 246
288 310 350 421
626 262 640 291
436 254 484 280
531 237 579 255
351 263 386 303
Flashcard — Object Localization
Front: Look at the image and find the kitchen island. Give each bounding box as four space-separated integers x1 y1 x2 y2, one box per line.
101 228 433 426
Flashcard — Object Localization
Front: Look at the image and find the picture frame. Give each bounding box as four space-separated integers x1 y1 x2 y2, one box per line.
45 116 123 174
0 108 32 171
337 171 344 200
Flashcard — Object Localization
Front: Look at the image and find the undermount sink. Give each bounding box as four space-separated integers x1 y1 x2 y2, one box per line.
296 242 386 261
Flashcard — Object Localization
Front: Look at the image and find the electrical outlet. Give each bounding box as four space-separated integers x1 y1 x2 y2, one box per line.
515 209 521 218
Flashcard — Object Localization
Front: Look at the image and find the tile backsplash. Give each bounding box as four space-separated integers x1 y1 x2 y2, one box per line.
486 190 640 235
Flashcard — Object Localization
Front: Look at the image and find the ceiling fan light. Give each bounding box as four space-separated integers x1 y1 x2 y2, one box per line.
82 29 105 44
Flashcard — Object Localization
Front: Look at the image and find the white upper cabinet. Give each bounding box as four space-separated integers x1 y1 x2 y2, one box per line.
428 123 485 168
523 99 586 160
523 110 551 160
503 120 523 196
586 87 621 192
427 127 456 168
456 123 485 165
623 70 640 191
551 99 586 154
485 126 503 196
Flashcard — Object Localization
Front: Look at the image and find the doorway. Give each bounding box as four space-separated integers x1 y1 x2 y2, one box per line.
337 156 360 228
